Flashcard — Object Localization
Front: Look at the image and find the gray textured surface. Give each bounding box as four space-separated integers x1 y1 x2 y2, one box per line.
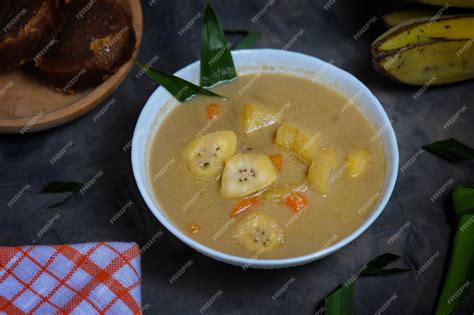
1 0 474 314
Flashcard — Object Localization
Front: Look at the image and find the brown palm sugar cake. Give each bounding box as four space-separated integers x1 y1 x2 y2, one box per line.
0 0 62 72
35 0 135 92
148 73 387 259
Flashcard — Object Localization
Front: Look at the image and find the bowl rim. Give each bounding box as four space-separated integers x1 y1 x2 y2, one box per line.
132 48 399 268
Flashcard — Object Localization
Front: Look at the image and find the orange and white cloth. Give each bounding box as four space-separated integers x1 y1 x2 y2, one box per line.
0 242 141 314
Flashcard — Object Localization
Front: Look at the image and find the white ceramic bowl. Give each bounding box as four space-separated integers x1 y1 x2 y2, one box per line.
132 49 399 269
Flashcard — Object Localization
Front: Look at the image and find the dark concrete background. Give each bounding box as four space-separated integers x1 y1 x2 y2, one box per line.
1 0 473 314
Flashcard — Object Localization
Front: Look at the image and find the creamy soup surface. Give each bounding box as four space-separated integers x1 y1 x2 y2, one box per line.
148 73 386 259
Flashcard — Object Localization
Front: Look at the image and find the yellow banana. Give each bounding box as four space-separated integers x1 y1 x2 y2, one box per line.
382 7 437 27
371 15 474 85
417 0 474 8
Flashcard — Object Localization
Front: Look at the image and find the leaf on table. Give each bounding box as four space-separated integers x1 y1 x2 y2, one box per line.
40 181 84 209
324 282 355 315
41 181 84 193
435 184 474 315
434 216 474 314
451 184 474 217
137 63 224 102
200 1 237 87
362 253 411 276
422 138 474 163
47 194 75 209
322 253 410 314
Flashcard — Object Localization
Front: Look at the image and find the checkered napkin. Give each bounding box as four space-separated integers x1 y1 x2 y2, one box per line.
0 242 141 314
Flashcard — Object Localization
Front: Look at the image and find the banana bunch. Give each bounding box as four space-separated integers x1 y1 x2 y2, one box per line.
372 1 474 85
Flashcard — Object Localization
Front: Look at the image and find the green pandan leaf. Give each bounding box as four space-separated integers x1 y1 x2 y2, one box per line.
362 253 410 275
323 253 410 314
435 185 474 315
41 181 83 193
451 184 474 217
137 63 224 101
200 1 237 87
235 31 260 49
423 138 474 163
40 181 84 209
325 282 355 315
224 29 261 49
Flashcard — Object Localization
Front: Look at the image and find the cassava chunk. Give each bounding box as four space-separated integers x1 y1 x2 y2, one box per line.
347 149 371 178
242 103 278 133
308 148 337 196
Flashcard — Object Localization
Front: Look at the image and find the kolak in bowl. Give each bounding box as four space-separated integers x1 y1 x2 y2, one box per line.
132 2 398 268
132 49 399 269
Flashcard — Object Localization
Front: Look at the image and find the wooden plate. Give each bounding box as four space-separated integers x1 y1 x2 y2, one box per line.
0 0 143 134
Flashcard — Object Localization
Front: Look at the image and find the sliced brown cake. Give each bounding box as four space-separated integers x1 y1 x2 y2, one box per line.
35 0 135 92
0 0 63 71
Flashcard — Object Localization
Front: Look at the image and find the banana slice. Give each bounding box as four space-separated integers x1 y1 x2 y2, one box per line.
183 131 237 178
221 153 278 198
242 103 278 133
231 211 284 252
